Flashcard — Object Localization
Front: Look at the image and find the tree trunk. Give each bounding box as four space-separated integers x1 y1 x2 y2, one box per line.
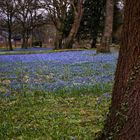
25 31 29 49
8 32 13 51
29 30 33 48
22 33 26 49
22 31 28 49
14 40 17 48
54 31 63 50
91 37 97 48
99 0 140 139
64 0 84 49
97 0 114 53
25 38 28 49
112 0 124 45
7 21 13 51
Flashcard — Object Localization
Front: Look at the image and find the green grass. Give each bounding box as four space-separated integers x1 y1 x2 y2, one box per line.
0 48 94 55
0 84 111 140
0 50 52 55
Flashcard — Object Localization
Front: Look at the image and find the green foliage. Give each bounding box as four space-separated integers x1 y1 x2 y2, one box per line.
77 0 105 41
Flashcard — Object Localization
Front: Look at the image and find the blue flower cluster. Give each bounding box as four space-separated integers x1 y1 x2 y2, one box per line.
0 50 118 95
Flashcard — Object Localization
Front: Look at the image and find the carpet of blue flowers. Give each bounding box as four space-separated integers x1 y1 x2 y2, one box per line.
0 50 118 139
0 50 118 95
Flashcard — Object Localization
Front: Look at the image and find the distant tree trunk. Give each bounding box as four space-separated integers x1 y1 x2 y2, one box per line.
29 30 33 48
97 0 114 53
98 0 140 139
91 38 97 48
64 0 84 49
8 30 13 51
54 31 63 50
25 38 28 49
25 30 29 49
14 40 17 48
90 0 105 49
7 19 13 51
91 35 98 48
4 37 8 50
112 1 124 44
22 31 28 49
22 33 26 49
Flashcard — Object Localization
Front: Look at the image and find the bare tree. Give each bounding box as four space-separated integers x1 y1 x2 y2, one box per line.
43 0 70 49
43 0 84 49
0 0 16 51
15 0 47 49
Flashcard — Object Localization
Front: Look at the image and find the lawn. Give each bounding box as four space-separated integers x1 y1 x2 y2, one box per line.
0 50 118 139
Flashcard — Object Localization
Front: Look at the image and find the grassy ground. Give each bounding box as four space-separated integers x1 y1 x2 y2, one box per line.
0 48 89 55
0 90 111 140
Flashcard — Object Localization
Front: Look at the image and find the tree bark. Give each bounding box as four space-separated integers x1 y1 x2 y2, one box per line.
22 33 26 49
22 31 28 49
7 19 13 51
97 0 114 53
98 0 140 139
91 37 97 48
54 31 63 50
25 30 30 49
8 29 13 51
64 0 84 49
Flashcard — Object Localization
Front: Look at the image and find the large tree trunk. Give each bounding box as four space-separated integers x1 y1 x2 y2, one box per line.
64 0 84 49
99 0 140 139
97 0 114 53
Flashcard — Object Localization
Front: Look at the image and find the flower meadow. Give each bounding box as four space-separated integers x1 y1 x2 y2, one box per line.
0 50 118 139
0 50 118 95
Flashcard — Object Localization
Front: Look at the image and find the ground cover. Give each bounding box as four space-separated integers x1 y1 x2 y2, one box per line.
0 50 118 139
0 48 87 55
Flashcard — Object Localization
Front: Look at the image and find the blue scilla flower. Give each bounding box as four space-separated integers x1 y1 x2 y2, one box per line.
103 93 111 99
5 91 12 97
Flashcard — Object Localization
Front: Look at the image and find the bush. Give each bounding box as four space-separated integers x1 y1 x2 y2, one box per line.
32 41 42 47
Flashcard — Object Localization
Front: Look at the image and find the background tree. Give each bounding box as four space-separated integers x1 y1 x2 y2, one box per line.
98 0 140 139
43 0 70 49
97 0 114 52
77 0 105 48
15 0 46 49
0 0 16 51
44 0 84 49
62 5 74 40
64 0 84 49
